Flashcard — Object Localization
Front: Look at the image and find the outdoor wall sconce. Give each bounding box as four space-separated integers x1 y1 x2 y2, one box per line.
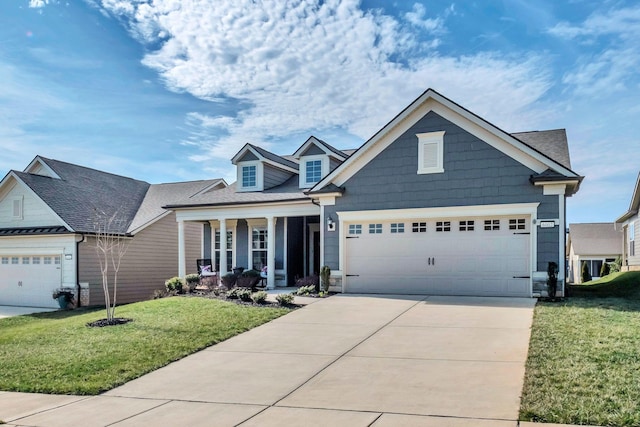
65 254 72 260
326 215 336 232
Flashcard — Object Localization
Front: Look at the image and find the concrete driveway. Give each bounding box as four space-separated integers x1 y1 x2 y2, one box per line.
0 306 56 319
0 295 536 427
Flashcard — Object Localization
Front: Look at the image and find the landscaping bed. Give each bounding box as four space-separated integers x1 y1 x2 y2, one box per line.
0 297 290 395
520 273 640 426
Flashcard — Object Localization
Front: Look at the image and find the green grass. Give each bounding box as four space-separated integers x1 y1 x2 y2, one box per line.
569 271 640 299
520 275 640 426
0 297 290 395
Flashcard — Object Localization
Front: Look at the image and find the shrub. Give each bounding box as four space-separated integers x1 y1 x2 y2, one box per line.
152 289 166 299
547 262 558 298
236 288 253 302
295 275 319 289
295 285 316 296
600 262 610 277
226 288 240 299
184 273 200 292
221 273 236 289
241 269 261 277
165 276 185 293
581 261 592 283
610 256 622 274
320 265 331 292
275 293 295 306
251 291 268 304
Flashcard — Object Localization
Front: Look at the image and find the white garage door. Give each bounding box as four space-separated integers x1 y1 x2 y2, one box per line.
345 215 531 297
0 255 62 308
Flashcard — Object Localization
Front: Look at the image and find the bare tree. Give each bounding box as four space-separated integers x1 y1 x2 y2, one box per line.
94 209 130 323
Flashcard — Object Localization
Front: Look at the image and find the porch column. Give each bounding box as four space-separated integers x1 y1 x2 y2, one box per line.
267 216 276 289
219 218 228 278
178 219 186 277
208 221 217 276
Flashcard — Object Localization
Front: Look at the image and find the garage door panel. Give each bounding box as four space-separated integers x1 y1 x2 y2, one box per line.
345 215 531 297
0 255 62 308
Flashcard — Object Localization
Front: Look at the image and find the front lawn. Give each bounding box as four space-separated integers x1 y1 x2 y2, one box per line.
520 294 640 426
0 297 290 395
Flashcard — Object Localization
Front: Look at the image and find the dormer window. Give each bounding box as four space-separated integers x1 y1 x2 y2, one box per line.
305 160 322 185
237 161 262 191
242 165 257 188
299 155 328 188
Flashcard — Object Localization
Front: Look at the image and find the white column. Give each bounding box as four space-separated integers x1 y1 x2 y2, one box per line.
208 220 217 272
178 220 186 277
558 194 565 296
219 218 228 277
267 216 276 289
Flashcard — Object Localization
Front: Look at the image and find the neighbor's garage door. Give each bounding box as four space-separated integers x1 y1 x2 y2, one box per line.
0 255 62 308
345 215 530 297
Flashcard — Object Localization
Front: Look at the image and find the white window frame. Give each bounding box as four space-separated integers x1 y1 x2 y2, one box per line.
237 161 263 191
348 224 362 235
250 226 268 270
214 228 235 273
630 221 636 257
417 131 445 175
299 155 329 188
12 196 23 220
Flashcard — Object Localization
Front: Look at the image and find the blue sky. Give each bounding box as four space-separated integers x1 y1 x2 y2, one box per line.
1 1 639 225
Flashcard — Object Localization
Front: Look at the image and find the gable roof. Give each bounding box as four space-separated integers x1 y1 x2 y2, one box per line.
310 88 582 195
232 143 299 172
511 129 571 170
293 136 348 160
616 171 640 223
2 156 224 235
568 223 621 256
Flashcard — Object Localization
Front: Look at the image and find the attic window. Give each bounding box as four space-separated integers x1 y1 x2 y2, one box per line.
12 197 23 220
242 165 257 189
417 131 445 175
305 160 322 184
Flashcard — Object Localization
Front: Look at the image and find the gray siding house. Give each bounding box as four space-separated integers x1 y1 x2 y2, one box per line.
0 156 224 308
615 171 640 270
567 223 621 283
169 89 582 297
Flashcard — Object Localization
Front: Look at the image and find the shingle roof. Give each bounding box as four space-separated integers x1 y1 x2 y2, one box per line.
165 175 308 208
0 226 70 236
568 223 622 256
511 129 571 170
250 145 299 170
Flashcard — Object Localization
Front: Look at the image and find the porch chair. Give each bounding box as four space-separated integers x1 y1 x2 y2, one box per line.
196 258 217 289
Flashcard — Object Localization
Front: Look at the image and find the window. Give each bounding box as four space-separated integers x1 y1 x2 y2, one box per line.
390 223 404 233
630 222 636 257
459 220 474 231
44 257 52 265
412 222 427 233
305 160 323 184
417 131 445 174
583 259 604 277
215 230 233 272
1 257 8 264
436 221 451 232
484 219 500 231
32 257 40 264
11 257 19 264
509 218 526 230
369 224 382 234
251 228 268 270
348 224 362 235
12 197 23 219
54 256 61 265
242 165 257 188
22 257 30 264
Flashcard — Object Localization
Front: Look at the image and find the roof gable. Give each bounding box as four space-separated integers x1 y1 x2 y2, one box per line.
232 144 298 173
568 223 622 256
293 136 348 160
616 171 640 223
24 156 61 179
311 88 580 193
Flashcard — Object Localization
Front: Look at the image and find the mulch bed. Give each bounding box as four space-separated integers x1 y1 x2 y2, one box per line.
87 318 134 328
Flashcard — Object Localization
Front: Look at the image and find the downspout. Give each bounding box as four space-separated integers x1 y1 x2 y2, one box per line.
76 233 85 307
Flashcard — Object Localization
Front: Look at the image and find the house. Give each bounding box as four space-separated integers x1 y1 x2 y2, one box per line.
0 156 225 308
615 171 640 270
566 223 621 283
167 89 582 297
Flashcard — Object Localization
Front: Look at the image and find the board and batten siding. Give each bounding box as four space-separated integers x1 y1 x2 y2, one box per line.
0 180 64 228
323 111 560 273
80 212 202 306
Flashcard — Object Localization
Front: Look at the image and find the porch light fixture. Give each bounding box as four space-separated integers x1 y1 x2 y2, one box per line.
326 215 336 232
64 254 72 260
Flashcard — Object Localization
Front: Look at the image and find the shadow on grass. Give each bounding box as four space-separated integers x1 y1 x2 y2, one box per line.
25 306 104 320
542 296 640 313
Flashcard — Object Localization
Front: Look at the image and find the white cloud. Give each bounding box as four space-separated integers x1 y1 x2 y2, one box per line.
548 6 640 39
28 0 50 8
92 0 552 165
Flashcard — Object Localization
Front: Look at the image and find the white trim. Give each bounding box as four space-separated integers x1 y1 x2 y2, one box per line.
232 144 299 174
24 157 61 179
417 131 445 174
309 223 320 274
11 196 23 220
293 136 347 160
191 179 228 196
237 161 263 192
128 211 172 235
174 200 319 222
299 155 329 189
312 90 579 192
558 194 565 291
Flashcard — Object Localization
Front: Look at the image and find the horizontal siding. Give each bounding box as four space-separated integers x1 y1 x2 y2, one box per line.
263 164 294 189
81 213 202 306
0 180 63 228
630 218 640 266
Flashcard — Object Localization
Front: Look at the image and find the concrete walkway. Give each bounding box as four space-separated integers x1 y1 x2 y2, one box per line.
1 295 545 426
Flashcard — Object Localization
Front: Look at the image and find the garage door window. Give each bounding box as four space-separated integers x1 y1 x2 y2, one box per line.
1 257 7 264
54 256 61 265
436 221 451 232
509 219 526 230
459 220 474 231
33 257 40 264
22 257 30 264
390 223 405 233
44 257 51 264
412 222 427 232
368 224 382 234
484 219 500 230
349 224 362 235
11 257 18 264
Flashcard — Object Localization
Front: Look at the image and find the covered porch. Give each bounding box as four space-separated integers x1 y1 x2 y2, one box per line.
175 201 321 289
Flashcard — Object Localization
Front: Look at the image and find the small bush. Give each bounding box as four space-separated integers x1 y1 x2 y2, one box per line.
581 261 592 283
295 285 316 295
295 275 319 289
610 256 622 274
600 262 610 277
152 289 166 299
320 265 331 292
276 293 295 306
185 273 200 285
165 276 185 293
226 288 240 299
251 291 268 304
221 273 236 289
241 269 261 277
236 288 253 302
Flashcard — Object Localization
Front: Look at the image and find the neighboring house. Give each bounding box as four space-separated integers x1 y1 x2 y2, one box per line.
615 171 640 270
566 223 621 284
0 156 225 308
167 89 582 297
